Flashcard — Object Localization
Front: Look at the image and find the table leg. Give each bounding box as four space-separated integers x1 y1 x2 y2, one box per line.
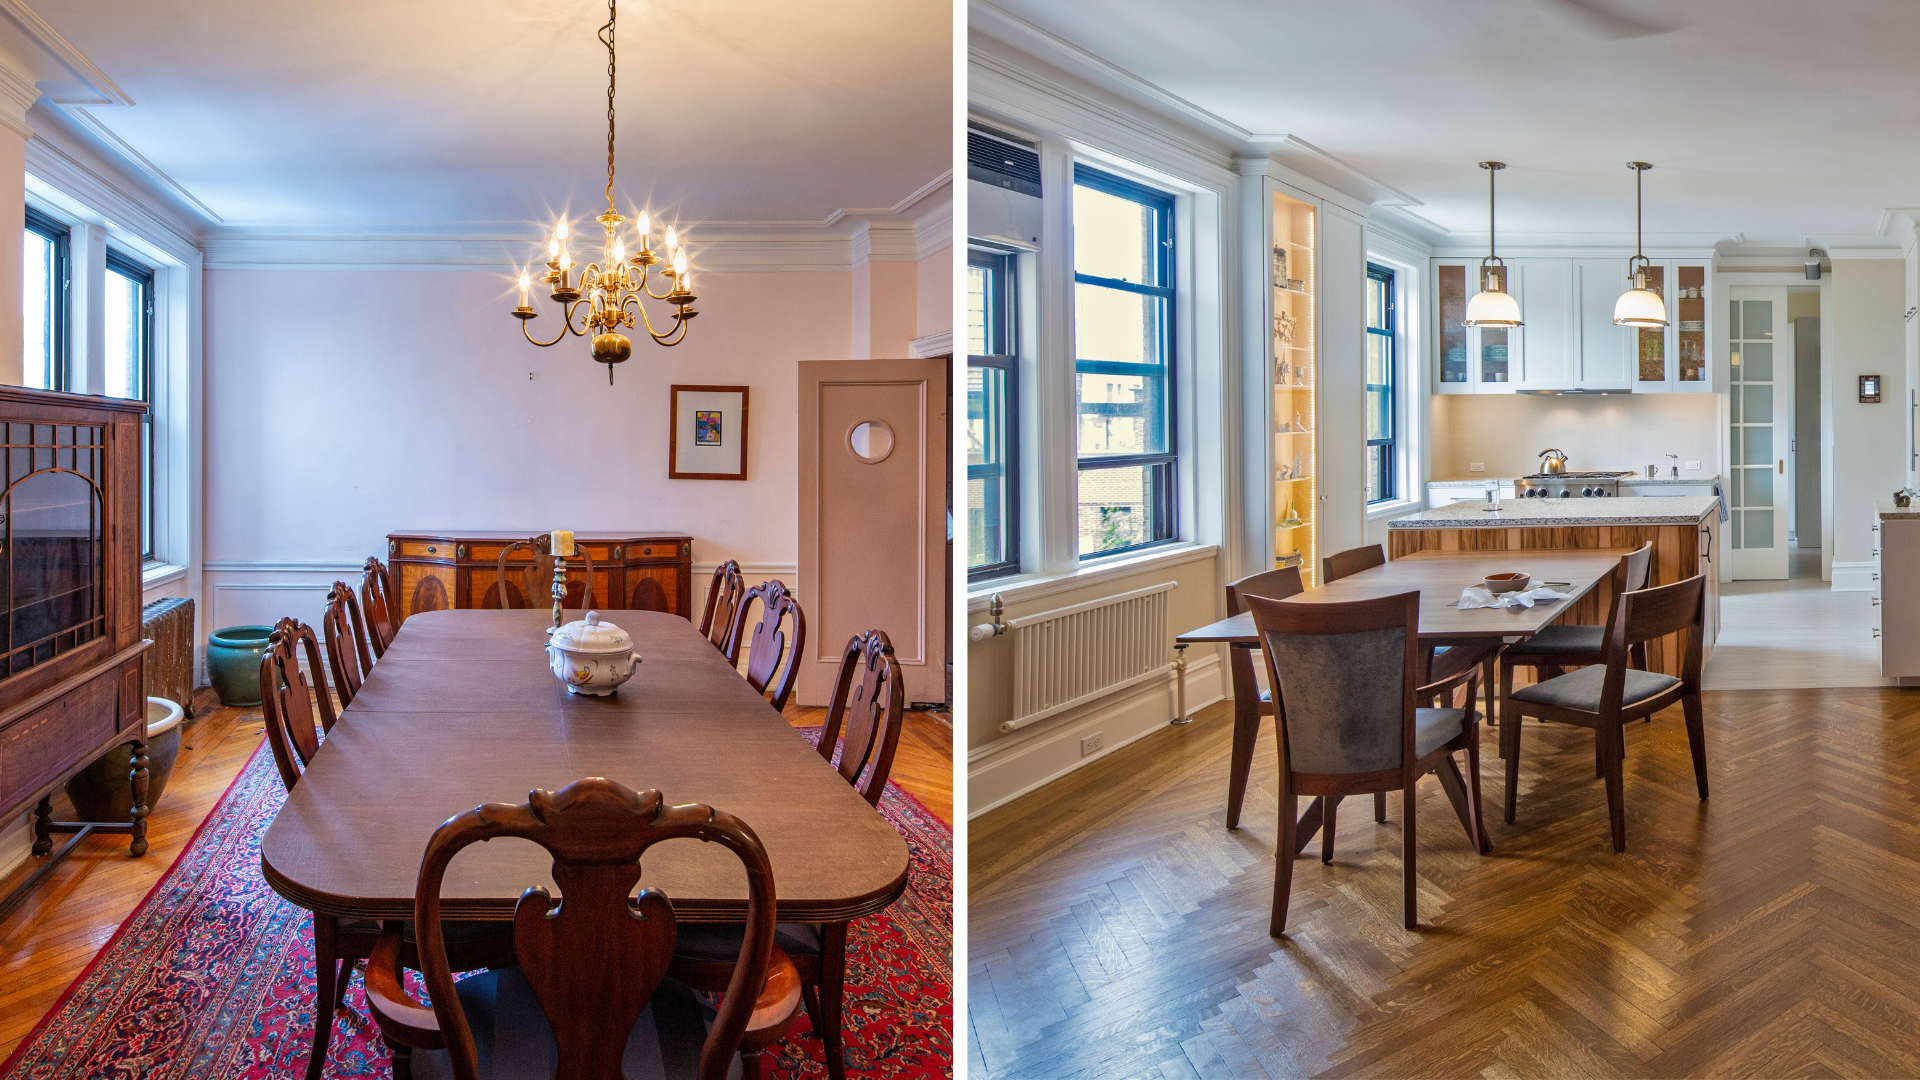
1225 643 1262 830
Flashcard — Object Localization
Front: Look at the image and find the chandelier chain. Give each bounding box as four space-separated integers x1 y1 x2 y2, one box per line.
599 0 616 214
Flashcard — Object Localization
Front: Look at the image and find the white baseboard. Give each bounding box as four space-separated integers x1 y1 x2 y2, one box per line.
967 653 1224 819
1832 561 1877 592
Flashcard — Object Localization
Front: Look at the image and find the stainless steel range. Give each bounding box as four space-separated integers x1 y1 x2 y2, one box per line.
1514 471 1633 498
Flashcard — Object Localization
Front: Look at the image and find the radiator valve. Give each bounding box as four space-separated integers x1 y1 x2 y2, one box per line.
969 594 1007 642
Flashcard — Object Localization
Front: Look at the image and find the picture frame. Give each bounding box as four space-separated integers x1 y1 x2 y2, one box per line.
669 385 749 480
1860 375 1882 404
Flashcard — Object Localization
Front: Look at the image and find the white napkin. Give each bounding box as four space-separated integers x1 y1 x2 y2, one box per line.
1457 584 1571 610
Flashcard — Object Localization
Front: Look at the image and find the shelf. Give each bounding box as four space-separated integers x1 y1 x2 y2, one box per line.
1276 520 1313 531
1275 428 1313 437
1274 474 1314 483
1274 286 1312 297
1276 238 1312 251
1275 382 1314 391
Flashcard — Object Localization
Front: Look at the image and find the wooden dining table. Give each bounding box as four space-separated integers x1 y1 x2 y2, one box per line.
260 609 910 924
1175 548 1631 849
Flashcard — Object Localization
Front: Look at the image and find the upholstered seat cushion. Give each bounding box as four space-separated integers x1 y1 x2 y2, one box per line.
1506 624 1606 658
672 921 823 963
1415 708 1466 759
1510 665 1680 713
407 969 738 1080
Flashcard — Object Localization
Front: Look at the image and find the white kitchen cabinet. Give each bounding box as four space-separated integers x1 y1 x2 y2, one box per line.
1575 259 1631 389
1512 259 1575 389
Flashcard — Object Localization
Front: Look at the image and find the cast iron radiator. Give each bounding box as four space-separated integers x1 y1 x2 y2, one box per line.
141 597 196 719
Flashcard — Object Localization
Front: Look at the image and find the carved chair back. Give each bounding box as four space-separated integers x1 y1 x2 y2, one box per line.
699 559 745 652
725 579 807 712
394 779 778 1080
258 617 334 792
361 557 398 658
492 533 598 619
818 630 906 806
322 582 370 707
1321 543 1386 584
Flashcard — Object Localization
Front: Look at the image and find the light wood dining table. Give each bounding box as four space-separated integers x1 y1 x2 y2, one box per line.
1176 548 1631 849
260 609 910 924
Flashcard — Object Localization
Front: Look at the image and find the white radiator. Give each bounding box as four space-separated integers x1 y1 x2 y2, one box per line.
999 581 1178 733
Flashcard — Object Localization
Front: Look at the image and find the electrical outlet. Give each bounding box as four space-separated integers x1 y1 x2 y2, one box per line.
1685 460 1701 471
1468 462 1485 472
1080 732 1104 757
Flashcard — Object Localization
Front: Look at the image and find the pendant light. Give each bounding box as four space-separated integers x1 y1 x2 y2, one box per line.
1463 161 1522 328
1613 161 1667 328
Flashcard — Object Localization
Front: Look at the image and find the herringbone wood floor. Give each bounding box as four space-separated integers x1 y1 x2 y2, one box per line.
970 688 1920 1079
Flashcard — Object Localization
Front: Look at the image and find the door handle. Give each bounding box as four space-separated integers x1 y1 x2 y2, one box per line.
1778 459 1784 475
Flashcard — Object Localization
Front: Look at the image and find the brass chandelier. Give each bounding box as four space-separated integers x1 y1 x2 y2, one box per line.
512 0 698 382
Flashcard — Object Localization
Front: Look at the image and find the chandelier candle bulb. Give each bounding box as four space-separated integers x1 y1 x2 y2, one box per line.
552 530 576 558
517 273 529 307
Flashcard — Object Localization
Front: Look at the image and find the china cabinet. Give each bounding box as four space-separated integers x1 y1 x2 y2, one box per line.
1269 187 1319 582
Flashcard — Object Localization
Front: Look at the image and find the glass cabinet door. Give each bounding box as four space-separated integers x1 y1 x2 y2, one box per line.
1635 264 1666 385
1676 265 1708 386
1438 264 1468 386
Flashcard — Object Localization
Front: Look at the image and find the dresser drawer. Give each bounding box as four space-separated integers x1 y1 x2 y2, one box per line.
0 672 116 813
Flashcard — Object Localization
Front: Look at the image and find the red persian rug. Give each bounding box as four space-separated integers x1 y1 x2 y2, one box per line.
0 730 951 1079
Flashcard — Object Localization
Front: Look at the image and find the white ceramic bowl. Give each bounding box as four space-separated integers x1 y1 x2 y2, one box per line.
545 611 642 696
1483 572 1530 594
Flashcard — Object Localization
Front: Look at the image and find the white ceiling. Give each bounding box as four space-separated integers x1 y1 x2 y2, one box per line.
23 0 950 229
976 0 1920 251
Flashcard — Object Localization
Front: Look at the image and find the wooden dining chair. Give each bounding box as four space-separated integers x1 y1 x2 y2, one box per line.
1321 543 1385 583
491 533 598 617
672 629 904 1080
1224 568 1313 823
321 582 371 708
260 619 513 1080
1503 573 1708 852
724 579 807 712
1245 590 1491 933
361 557 398 658
364 778 802 1080
700 559 746 652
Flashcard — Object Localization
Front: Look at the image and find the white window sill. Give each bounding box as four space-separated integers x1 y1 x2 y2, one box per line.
1366 497 1424 522
142 562 187 590
967 542 1219 613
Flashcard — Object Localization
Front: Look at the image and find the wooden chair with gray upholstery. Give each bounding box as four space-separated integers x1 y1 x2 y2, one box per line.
1496 541 1654 821
1245 589 1491 933
1224 567 1326 823
1502 573 1708 852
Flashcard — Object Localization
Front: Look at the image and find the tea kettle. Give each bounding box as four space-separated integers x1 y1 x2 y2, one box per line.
1538 448 1569 475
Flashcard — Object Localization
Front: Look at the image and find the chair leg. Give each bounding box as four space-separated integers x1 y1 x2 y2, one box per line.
1683 690 1709 800
1272 791 1296 937
1321 795 1341 864
1401 781 1419 930
801 982 823 1042
1595 733 1605 779
1602 722 1628 853
1500 662 1522 825
390 1043 412 1080
307 916 339 1080
1373 790 1387 823
741 1049 764 1080
1465 725 1491 854
820 922 849 1080
1225 663 1262 830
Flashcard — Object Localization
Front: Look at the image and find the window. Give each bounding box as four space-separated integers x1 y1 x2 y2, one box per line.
1073 166 1175 558
103 250 154 558
1365 264 1396 504
968 248 1019 579
23 207 69 392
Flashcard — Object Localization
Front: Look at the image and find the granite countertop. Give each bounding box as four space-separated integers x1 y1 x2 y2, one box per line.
1879 499 1920 520
1389 495 1722 529
1428 474 1721 487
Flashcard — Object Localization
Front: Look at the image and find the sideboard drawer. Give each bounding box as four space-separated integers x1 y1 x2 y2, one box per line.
0 672 115 812
396 539 453 559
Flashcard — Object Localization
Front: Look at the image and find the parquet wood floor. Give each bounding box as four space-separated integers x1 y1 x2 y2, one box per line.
971 688 1920 1079
0 692 950 1063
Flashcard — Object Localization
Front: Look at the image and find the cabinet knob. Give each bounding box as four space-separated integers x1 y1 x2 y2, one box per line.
1874 628 1882 638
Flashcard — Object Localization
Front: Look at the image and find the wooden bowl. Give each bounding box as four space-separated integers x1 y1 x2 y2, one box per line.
1483 572 1530 594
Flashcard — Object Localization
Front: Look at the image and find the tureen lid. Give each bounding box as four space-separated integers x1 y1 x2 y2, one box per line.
548 611 632 653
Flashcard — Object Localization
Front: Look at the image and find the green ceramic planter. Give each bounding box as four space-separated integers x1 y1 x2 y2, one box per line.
65 698 185 824
207 624 274 706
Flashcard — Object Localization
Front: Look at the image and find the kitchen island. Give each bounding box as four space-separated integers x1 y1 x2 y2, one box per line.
1387 495 1721 674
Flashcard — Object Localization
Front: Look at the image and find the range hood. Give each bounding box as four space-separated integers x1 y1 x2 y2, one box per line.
1515 387 1635 396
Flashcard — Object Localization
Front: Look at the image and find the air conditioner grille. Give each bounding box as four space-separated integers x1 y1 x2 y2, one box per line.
968 131 1042 197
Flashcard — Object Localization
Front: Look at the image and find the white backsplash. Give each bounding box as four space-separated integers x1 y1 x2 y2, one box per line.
1431 394 1721 480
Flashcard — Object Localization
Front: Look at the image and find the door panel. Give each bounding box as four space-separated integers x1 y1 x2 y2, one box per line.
798 358 949 706
1728 287 1790 579
1575 259 1631 389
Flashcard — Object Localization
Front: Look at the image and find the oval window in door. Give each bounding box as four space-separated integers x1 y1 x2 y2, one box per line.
847 419 895 463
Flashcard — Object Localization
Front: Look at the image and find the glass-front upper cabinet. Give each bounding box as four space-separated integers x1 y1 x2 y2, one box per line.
1631 261 1712 393
1432 258 1516 394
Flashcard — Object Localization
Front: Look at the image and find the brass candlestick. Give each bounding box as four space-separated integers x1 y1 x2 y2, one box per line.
551 556 568 629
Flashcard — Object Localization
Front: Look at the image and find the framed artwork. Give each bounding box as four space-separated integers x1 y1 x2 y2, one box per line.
1860 375 1882 403
669 385 749 480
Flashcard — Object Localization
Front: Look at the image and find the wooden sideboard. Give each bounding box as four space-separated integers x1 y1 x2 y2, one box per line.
0 389 153 921
386 531 694 622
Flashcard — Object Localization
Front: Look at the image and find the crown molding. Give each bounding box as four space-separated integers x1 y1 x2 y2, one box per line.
61 105 222 224
0 0 129 106
25 124 202 262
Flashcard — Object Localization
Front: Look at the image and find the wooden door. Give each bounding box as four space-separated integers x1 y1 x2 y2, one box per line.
798 358 949 706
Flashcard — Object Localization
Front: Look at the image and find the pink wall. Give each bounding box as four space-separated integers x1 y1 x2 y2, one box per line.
203 268 852 570
917 245 952 342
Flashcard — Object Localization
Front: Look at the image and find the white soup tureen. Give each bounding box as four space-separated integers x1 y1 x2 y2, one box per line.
546 611 640 696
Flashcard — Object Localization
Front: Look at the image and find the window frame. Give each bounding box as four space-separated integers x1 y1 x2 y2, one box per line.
24 206 71 393
104 248 156 561
967 246 1021 582
1365 262 1397 505
1072 163 1178 561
